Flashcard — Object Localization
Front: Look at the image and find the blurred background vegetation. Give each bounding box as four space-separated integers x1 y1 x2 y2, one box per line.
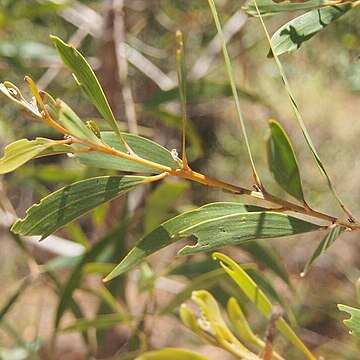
0 0 360 359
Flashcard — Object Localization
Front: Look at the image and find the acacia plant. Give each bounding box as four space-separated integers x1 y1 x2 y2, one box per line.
1 0 360 358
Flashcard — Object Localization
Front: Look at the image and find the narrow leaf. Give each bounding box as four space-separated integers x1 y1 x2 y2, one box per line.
135 348 210 360
105 202 320 281
63 314 128 332
267 119 305 203
227 297 265 348
270 3 353 57
244 0 329 16
254 0 354 220
207 0 261 186
52 100 102 145
11 175 149 239
76 132 179 173
0 279 29 323
50 36 121 137
338 304 360 339
0 138 66 174
213 252 317 360
302 226 345 275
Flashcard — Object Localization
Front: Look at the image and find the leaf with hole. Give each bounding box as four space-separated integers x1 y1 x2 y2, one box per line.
104 202 320 281
11 175 150 239
0 138 71 174
338 304 360 339
51 36 121 136
267 119 305 203
76 132 179 173
269 3 353 57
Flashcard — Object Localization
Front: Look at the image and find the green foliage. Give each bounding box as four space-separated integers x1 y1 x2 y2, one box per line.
269 3 353 57
76 132 179 173
12 176 150 239
51 36 123 137
105 202 320 281
267 119 305 203
338 304 360 339
0 1 359 358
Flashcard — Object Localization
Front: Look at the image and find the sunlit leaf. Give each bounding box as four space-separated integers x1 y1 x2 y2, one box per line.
255 1 353 219
267 119 305 203
76 132 179 173
338 304 360 339
302 226 345 275
51 100 102 145
104 202 320 281
227 297 264 347
185 290 260 359
135 348 209 360
51 36 121 136
0 138 70 174
11 175 150 239
213 252 317 360
244 0 328 16
269 3 353 57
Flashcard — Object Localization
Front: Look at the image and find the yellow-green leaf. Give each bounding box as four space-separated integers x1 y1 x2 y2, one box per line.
212 252 317 360
135 348 209 360
0 138 68 174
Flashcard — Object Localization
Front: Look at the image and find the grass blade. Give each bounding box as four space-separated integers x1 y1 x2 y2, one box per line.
207 0 262 187
253 0 355 221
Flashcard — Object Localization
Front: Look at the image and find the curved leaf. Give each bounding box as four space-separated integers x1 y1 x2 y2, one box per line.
0 138 70 174
269 3 353 57
338 304 360 339
104 202 320 281
135 348 209 360
11 175 149 239
302 226 345 275
76 132 179 173
244 0 328 16
267 119 305 203
52 100 102 145
213 252 317 360
51 36 121 136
